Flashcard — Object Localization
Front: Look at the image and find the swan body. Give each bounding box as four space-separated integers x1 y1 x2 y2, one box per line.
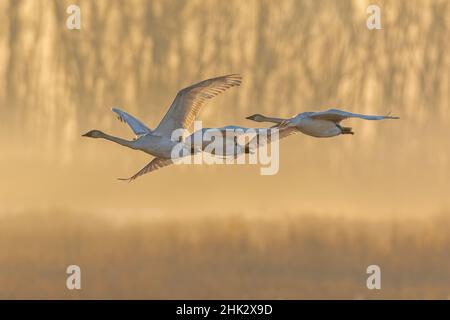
186 125 272 157
289 116 342 137
246 109 399 138
132 134 184 158
187 126 245 156
82 74 242 180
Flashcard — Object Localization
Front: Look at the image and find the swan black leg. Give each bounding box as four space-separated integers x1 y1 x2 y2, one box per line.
337 124 354 135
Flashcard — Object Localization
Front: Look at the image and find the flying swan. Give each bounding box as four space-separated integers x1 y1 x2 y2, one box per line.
246 109 399 138
82 74 242 181
186 124 296 157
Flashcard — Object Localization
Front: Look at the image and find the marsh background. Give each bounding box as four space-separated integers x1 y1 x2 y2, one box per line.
0 0 449 298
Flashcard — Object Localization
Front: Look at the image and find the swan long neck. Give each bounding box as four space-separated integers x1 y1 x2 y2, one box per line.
258 115 285 124
99 132 137 149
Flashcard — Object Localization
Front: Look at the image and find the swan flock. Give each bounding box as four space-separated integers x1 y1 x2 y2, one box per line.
82 74 399 181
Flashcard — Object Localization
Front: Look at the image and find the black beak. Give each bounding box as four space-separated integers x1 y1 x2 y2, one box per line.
81 133 89 137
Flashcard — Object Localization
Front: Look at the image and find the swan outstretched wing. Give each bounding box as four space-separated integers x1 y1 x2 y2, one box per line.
153 74 242 137
189 126 275 144
310 109 399 122
199 126 254 138
118 158 174 182
112 108 152 137
246 125 298 150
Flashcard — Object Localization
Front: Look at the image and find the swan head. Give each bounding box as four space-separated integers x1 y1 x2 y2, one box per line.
246 114 266 122
82 130 105 138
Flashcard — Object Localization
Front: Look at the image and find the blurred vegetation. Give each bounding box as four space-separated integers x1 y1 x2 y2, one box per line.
1 210 449 299
0 0 449 144
0 0 448 211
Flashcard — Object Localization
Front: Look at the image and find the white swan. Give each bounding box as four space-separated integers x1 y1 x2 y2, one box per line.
186 125 294 157
82 74 242 181
187 126 251 157
246 109 399 138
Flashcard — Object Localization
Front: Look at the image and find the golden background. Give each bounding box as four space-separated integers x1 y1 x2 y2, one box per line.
0 0 449 298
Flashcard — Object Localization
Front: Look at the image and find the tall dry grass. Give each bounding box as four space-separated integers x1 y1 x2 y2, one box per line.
1 210 449 299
